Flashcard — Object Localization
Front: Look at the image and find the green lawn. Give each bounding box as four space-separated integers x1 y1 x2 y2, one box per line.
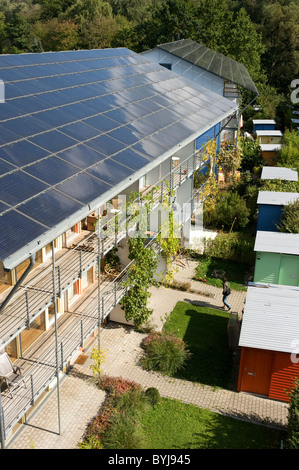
163 301 233 388
141 397 284 449
194 256 250 291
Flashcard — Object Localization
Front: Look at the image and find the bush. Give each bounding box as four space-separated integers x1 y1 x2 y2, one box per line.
278 200 299 233
145 387 161 405
103 414 146 449
141 332 191 376
212 192 251 230
202 232 255 264
286 378 299 449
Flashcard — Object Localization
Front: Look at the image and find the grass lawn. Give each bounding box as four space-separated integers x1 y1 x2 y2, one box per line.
141 397 284 449
163 301 233 388
194 256 250 291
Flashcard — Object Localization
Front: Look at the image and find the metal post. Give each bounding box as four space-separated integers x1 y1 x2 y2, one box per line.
25 291 30 329
30 375 35 406
52 241 61 435
97 211 101 351
0 390 6 449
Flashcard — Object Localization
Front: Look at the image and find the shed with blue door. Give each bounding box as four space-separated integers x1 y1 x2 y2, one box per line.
252 119 276 132
257 191 299 232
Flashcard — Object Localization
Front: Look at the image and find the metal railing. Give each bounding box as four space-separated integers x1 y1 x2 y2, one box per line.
0 148 205 349
0 178 208 441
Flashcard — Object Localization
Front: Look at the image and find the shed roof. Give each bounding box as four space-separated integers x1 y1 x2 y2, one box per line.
239 283 299 353
255 130 283 136
257 191 299 206
261 167 298 181
260 144 282 152
0 47 237 269
252 119 276 125
254 231 299 255
156 39 258 95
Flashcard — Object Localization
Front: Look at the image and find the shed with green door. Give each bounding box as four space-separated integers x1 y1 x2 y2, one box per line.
253 231 299 286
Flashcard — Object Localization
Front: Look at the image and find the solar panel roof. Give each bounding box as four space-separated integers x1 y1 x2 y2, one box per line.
157 39 258 95
0 47 237 269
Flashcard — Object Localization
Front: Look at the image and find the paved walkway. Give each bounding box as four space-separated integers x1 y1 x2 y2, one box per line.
7 259 289 449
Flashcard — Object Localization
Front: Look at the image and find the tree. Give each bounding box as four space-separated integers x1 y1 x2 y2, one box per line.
33 18 80 51
225 7 265 83
259 2 299 93
278 200 299 234
134 0 200 52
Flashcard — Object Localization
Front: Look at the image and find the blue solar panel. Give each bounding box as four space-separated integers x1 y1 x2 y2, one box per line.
18 189 85 227
0 46 237 265
56 173 112 205
0 140 51 166
0 210 47 261
0 172 48 206
58 144 106 169
29 130 79 153
25 156 81 185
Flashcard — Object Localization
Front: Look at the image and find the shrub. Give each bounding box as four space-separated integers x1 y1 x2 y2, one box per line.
145 387 161 405
278 200 299 233
103 414 146 449
141 332 191 376
202 232 255 264
286 378 299 449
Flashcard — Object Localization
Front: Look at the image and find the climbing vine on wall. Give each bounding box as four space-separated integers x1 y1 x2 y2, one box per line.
120 236 158 328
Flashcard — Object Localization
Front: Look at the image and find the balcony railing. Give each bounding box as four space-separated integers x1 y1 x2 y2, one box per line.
0 150 208 442
0 148 205 350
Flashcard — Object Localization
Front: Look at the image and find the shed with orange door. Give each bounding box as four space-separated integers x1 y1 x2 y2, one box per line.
238 283 299 402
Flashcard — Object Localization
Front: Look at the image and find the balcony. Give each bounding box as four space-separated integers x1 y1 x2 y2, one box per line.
0 147 207 442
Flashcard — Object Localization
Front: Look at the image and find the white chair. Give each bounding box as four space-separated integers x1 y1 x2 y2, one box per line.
0 353 26 398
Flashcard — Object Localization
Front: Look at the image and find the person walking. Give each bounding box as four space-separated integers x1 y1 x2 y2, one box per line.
222 276 231 310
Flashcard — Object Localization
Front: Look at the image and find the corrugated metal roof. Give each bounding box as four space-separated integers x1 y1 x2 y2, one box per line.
252 119 276 124
239 283 299 353
260 144 282 151
254 231 299 255
261 167 298 181
255 130 283 136
257 191 299 206
157 39 258 94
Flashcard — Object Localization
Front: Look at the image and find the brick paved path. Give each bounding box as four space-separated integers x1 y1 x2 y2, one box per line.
8 259 289 449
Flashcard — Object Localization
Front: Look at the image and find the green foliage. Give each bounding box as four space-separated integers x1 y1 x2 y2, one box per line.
89 347 107 376
261 179 299 193
140 331 191 376
278 200 299 234
202 231 255 264
157 203 181 283
194 256 250 291
206 191 251 230
276 129 299 173
120 236 158 328
240 138 264 172
286 378 299 449
145 387 161 405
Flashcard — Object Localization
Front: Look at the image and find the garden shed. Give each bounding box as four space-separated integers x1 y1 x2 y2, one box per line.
256 191 299 232
252 119 276 132
261 167 298 182
253 231 299 286
238 283 299 402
